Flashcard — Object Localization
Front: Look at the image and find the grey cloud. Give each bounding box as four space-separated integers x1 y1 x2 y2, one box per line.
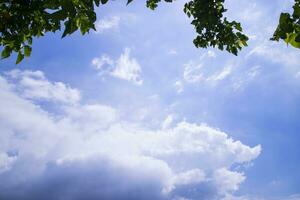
0 157 167 200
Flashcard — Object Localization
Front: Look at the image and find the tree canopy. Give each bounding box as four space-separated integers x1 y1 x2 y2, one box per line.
0 0 300 64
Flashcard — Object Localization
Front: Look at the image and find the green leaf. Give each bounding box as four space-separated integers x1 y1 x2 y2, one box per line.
24 46 32 57
284 33 300 48
94 0 100 6
127 0 134 5
295 34 300 42
100 0 109 4
49 10 66 20
16 53 24 64
293 4 300 18
1 46 12 59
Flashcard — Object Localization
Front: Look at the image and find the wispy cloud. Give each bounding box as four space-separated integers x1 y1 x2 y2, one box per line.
246 42 299 67
177 51 234 92
95 16 120 33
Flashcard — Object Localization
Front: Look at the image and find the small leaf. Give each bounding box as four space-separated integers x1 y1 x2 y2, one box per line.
16 53 24 64
295 34 300 42
94 0 100 6
1 46 12 59
100 0 109 4
24 46 32 57
127 0 133 5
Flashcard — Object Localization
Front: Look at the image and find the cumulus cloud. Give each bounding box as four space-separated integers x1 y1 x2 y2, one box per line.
213 168 245 194
95 16 120 33
4 69 80 105
0 70 261 200
92 48 143 85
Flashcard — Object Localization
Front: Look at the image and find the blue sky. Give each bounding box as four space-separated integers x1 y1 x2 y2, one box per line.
0 0 300 199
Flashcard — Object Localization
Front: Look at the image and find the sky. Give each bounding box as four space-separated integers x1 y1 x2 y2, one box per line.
0 0 300 200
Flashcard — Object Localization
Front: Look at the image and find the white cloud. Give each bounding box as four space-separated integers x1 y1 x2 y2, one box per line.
246 42 299 67
113 48 143 85
213 168 246 194
0 70 261 199
207 50 216 58
161 114 174 130
91 54 114 72
64 104 118 131
174 80 184 94
207 66 232 82
183 61 204 83
172 168 206 186
92 48 143 85
183 61 232 85
95 16 120 33
5 69 80 105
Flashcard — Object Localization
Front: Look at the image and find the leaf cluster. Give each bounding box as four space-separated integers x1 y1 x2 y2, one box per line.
271 0 300 49
1 0 300 64
0 0 108 63
184 0 248 55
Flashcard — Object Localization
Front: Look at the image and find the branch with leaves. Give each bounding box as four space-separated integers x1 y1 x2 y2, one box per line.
0 0 299 64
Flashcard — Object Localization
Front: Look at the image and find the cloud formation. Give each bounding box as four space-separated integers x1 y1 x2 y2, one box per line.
92 48 143 85
0 70 261 200
5 69 80 105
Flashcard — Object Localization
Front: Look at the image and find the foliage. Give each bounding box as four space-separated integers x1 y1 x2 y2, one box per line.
183 0 248 55
0 0 299 64
271 0 300 49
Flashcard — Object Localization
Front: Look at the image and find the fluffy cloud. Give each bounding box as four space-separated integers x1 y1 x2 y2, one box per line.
0 70 261 200
213 168 245 194
92 48 143 85
4 69 80 105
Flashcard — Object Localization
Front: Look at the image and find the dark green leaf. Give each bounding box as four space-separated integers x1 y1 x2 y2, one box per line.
24 46 32 57
1 46 12 59
16 53 24 64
